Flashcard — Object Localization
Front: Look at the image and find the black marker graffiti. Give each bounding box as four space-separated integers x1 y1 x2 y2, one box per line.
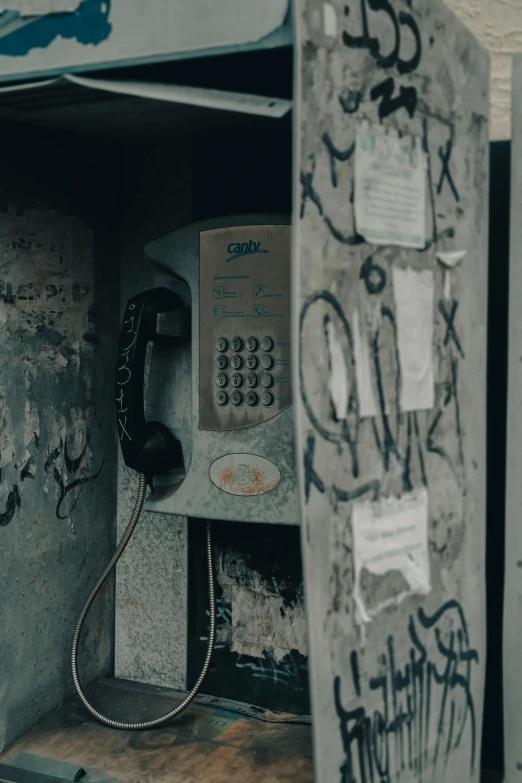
370 76 418 120
0 485 21 527
299 289 466 513
46 439 104 520
300 160 364 247
322 132 355 189
437 138 460 202
342 0 422 119
439 300 465 358
334 600 478 782
360 254 387 295
116 302 136 444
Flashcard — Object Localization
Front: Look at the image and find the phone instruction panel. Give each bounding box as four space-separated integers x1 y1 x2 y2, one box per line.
199 224 292 432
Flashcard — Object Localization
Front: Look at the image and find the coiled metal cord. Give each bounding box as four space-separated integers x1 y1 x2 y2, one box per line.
71 473 215 730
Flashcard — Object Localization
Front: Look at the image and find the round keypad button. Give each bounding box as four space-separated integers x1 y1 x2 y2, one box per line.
216 373 228 388
246 373 259 388
261 373 274 388
216 391 228 406
231 354 243 370
246 336 259 352
261 336 274 352
231 390 244 406
216 337 229 352
231 373 243 388
231 336 244 352
260 354 274 370
246 391 259 407
246 354 259 370
261 391 275 407
216 355 228 370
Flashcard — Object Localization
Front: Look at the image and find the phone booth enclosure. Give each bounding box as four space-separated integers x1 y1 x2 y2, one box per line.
0 61 297 753
0 3 492 782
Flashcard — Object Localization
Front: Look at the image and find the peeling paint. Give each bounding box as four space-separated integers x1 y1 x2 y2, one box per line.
216 547 308 662
0 208 94 344
24 400 39 450
230 584 308 662
0 387 14 468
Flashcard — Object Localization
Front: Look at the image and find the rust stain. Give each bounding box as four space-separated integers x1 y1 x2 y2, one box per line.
217 464 279 496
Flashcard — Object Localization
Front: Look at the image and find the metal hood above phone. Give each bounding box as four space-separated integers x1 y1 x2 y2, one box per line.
0 72 292 138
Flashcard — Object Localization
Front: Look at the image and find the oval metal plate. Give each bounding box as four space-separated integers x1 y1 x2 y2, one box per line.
209 454 281 496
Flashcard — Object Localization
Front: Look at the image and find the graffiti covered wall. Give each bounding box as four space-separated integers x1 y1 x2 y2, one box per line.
293 0 489 780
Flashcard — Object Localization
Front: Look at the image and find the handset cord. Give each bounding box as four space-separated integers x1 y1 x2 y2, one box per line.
71 473 215 730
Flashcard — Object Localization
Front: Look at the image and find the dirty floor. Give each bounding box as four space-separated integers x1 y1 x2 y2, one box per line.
0 679 313 783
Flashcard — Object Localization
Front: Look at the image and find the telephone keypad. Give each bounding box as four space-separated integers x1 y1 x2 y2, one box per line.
246 391 259 407
261 373 275 388
261 391 275 407
216 372 228 388
216 337 229 352
231 390 244 406
213 333 280 414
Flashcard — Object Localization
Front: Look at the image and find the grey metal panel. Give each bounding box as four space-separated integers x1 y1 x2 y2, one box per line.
293 1 489 781
504 51 522 783
0 0 290 84
143 214 299 526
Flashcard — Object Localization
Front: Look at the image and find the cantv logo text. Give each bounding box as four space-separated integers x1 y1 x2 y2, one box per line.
226 240 270 262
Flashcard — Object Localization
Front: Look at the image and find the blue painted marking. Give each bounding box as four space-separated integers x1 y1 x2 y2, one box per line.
0 0 112 57
253 304 265 317
213 286 224 299
234 464 253 487
213 305 224 318
253 284 265 298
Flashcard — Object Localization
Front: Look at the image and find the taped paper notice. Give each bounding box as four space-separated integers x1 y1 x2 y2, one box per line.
355 124 427 249
393 267 434 411
325 318 348 420
353 309 378 418
436 250 466 301
352 488 431 622
0 0 80 14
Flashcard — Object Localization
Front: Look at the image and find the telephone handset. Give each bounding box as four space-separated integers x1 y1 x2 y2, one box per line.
115 287 188 486
72 279 217 731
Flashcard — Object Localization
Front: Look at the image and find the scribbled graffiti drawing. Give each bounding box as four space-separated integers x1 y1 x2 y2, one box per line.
45 436 103 520
0 0 111 56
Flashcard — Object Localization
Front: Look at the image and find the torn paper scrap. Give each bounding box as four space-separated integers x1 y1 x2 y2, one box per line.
392 266 434 412
352 488 430 622
355 124 427 249
352 309 378 418
0 0 80 14
435 250 467 268
325 316 348 420
323 2 337 36
436 250 467 300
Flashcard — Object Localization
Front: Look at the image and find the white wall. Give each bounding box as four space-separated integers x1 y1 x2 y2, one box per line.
445 0 522 140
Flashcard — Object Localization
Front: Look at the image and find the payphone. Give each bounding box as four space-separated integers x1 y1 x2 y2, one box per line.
71 215 298 729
